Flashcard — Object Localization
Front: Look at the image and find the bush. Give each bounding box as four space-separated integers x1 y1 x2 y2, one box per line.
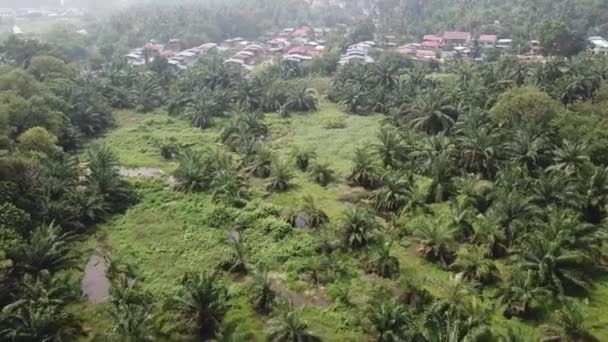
322 116 347 129
206 206 238 228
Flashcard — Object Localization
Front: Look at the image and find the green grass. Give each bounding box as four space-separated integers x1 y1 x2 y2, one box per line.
87 100 608 340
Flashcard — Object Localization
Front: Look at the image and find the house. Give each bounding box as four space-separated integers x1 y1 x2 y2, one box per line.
423 35 443 44
398 43 420 56
496 39 513 49
0 8 15 17
167 39 183 51
415 49 438 61
443 31 471 46
478 35 497 48
421 40 441 50
338 55 374 65
588 36 608 55
287 46 309 56
291 25 315 40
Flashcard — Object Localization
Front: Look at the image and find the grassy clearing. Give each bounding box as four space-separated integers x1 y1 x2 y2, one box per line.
88 100 608 339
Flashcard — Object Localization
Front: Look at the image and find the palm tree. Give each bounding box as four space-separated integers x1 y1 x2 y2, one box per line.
267 159 294 192
288 195 329 229
456 174 494 214
472 213 507 258
133 73 163 112
371 242 400 279
369 62 399 91
285 86 319 112
251 270 275 315
173 272 228 341
490 189 540 247
513 232 594 295
497 269 549 320
457 124 502 179
543 299 599 342
211 171 249 208
579 166 608 224
367 301 414 342
372 171 414 213
11 223 77 275
266 306 321 342
234 79 262 112
348 146 380 189
547 140 590 176
291 147 317 171
428 272 475 317
308 162 335 187
412 220 456 267
174 150 213 192
183 88 228 129
375 126 406 167
220 231 247 274
341 208 378 249
507 129 550 172
405 89 459 135
451 245 499 285
531 171 580 209
246 143 273 178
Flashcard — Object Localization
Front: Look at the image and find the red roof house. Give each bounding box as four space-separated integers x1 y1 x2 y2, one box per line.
423 35 443 43
291 25 314 39
478 34 498 47
287 46 309 55
443 31 471 45
421 41 441 49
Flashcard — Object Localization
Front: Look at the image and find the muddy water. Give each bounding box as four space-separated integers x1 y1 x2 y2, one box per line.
118 167 165 178
81 255 111 304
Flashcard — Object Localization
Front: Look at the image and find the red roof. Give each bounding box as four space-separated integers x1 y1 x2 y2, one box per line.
291 26 313 38
443 31 471 41
287 46 308 55
479 34 497 43
422 41 441 48
423 35 443 42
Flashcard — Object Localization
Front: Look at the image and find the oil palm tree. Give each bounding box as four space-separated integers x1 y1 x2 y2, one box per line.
579 166 608 224
211 171 249 208
251 270 275 315
367 301 415 342
341 208 378 249
308 162 335 187
451 245 499 285
412 220 456 267
133 73 163 112
348 146 380 189
288 194 329 229
266 306 321 342
173 272 228 341
458 125 502 179
285 86 318 112
514 232 594 295
246 143 273 179
506 129 550 172
547 140 590 176
375 126 407 167
371 242 400 279
220 231 247 274
543 299 599 342
405 89 459 135
11 223 78 275
267 159 294 192
497 269 549 320
372 171 414 213
174 150 213 192
291 147 317 172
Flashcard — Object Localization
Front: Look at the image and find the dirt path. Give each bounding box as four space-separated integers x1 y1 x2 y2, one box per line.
268 272 330 308
118 166 176 186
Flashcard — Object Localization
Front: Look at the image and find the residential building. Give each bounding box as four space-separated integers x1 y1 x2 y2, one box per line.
478 34 497 48
0 8 15 17
496 39 513 49
588 36 608 55
443 31 471 46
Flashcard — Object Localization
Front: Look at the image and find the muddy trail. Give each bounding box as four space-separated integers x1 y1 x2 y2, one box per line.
81 255 111 304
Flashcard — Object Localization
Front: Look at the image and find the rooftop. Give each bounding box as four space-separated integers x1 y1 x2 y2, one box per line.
443 31 471 41
479 34 498 42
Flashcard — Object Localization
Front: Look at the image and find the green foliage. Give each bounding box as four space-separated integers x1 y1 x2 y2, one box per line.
490 86 562 128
